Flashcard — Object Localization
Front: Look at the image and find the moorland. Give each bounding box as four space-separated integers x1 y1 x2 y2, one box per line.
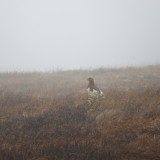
0 65 160 160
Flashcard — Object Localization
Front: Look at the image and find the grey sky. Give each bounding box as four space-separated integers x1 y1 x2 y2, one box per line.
0 0 160 71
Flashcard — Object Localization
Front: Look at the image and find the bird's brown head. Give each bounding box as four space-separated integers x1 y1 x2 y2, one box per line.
88 77 94 83
88 77 95 86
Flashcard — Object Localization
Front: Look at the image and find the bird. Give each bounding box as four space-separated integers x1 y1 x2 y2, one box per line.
87 77 104 103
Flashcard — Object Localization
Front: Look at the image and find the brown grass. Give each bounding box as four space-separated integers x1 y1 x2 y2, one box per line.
0 65 160 160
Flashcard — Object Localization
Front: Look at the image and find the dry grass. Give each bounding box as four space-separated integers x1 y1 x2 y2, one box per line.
0 65 160 160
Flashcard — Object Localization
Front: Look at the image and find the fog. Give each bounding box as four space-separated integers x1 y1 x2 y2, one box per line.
0 0 160 71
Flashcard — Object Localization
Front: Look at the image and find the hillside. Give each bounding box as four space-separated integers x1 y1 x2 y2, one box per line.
0 65 160 160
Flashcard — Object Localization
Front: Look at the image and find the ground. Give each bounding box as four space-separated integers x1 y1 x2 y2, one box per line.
0 65 160 160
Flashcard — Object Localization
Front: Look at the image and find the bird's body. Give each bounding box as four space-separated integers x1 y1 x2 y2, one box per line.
87 88 104 97
87 77 104 103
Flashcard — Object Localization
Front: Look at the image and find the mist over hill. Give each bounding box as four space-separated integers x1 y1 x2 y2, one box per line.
1 0 160 72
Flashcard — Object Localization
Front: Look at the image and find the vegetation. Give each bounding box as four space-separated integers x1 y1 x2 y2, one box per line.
0 65 160 160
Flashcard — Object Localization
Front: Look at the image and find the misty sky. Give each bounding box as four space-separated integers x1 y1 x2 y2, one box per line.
0 0 160 71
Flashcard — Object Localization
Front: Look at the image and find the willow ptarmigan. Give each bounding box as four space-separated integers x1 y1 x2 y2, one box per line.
87 77 104 103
